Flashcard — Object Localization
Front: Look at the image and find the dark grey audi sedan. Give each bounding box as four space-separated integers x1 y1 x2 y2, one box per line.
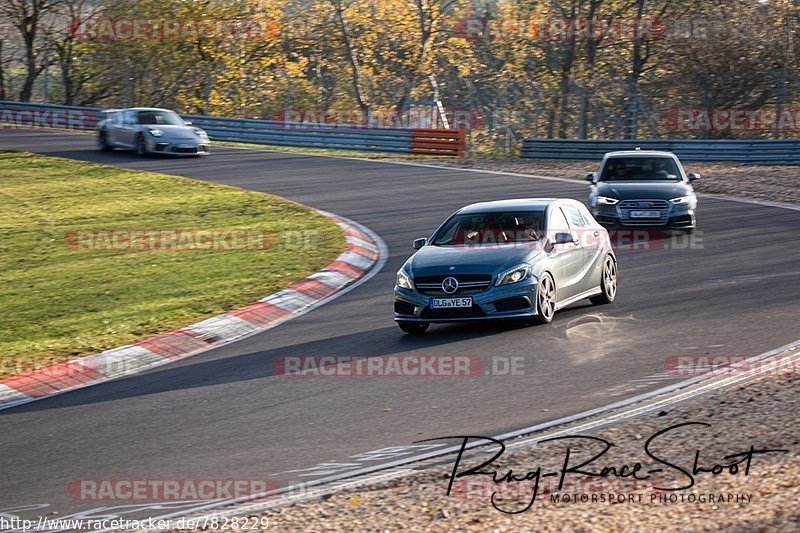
394 199 617 334
586 150 699 232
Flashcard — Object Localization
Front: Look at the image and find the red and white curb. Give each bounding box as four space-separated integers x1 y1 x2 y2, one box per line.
0 212 387 411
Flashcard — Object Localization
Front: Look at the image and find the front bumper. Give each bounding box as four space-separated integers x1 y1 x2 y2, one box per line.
394 278 539 323
591 203 696 229
146 138 210 155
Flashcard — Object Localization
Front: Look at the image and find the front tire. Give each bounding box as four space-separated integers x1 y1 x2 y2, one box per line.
135 134 148 156
531 273 556 325
97 130 113 151
398 321 429 335
591 255 617 305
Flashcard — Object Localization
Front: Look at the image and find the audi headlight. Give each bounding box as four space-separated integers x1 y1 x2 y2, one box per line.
148 128 163 137
396 270 414 290
670 195 695 205
496 264 532 287
596 196 620 205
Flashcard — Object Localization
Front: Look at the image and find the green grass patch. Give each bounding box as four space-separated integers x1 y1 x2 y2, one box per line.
0 151 344 377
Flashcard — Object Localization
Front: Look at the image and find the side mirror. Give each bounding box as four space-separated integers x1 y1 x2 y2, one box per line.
413 237 427 250
184 120 193 125
554 232 576 245
687 173 700 181
584 172 596 183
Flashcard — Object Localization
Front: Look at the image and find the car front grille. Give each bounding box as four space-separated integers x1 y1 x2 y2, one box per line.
414 274 493 296
619 200 669 210
420 306 486 319
618 199 670 226
174 146 198 154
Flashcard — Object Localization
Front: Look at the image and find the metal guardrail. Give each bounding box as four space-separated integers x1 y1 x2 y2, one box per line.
521 139 800 163
0 100 102 131
0 101 465 156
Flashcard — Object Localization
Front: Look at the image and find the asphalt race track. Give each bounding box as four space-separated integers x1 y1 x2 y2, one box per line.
1 130 799 521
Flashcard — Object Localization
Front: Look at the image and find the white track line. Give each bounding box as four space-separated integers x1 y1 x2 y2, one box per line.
134 339 799 530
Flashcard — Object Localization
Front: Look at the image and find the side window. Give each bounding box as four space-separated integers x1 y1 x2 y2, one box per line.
577 204 596 226
548 206 570 239
562 205 589 228
123 110 137 125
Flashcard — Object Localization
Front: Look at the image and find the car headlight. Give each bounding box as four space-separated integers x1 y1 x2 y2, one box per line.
148 128 163 137
396 270 415 290
194 128 208 138
670 195 695 205
596 196 620 205
496 264 532 287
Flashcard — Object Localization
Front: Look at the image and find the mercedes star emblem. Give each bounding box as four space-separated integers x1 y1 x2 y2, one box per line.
442 277 459 294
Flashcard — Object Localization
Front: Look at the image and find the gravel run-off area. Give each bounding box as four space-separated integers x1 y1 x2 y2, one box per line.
396 158 800 206
175 368 800 532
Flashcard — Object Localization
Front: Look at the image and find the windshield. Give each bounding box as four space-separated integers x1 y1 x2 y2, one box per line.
599 157 681 182
137 110 184 126
431 212 544 246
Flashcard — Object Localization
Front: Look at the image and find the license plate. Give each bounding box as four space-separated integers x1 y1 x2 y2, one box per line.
630 210 662 218
430 297 472 309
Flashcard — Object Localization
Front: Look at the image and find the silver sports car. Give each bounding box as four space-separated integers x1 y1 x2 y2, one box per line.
97 107 210 156
394 198 618 334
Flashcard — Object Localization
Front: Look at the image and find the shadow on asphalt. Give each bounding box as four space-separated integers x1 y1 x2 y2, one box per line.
2 319 554 414
44 150 201 163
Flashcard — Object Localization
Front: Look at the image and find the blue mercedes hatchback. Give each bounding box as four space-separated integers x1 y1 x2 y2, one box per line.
394 199 617 334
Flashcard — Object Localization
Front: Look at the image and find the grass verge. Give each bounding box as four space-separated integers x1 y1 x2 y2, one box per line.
0 150 344 378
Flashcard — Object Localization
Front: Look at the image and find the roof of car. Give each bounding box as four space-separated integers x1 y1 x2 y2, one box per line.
122 107 178 113
457 199 576 214
604 150 677 158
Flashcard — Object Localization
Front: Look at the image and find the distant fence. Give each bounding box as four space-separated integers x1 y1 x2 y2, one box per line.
521 139 800 163
0 101 466 156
